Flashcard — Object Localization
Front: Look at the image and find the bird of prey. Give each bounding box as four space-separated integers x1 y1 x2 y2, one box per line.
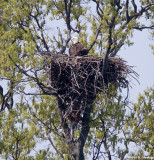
69 36 89 56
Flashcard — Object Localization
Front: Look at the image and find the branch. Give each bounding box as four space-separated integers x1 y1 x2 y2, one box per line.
78 104 93 153
64 0 72 31
15 139 19 160
131 0 137 13
30 13 50 52
57 97 71 142
133 25 154 31
8 55 57 96
130 3 154 20
126 0 130 22
120 131 129 160
111 3 154 56
48 136 64 158
0 80 14 112
70 25 80 33
110 28 129 57
58 0 72 54
92 0 104 19
18 86 57 96
115 0 122 9
102 16 115 76
93 137 104 160
100 116 112 160
17 21 40 51
27 103 63 138
0 90 10 112
88 24 102 51
58 37 71 54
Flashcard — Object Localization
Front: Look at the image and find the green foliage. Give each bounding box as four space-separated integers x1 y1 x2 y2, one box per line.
0 104 36 159
0 0 153 159
125 87 154 157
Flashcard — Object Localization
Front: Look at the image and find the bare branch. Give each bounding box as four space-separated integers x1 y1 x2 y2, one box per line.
131 0 137 13
70 25 80 33
58 0 72 54
126 0 130 22
58 37 71 54
133 25 154 31
92 0 104 19
115 0 122 9
88 24 102 51
102 16 116 76
30 13 50 52
111 3 154 57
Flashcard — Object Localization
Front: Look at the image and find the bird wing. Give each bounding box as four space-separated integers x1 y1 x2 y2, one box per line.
69 42 85 56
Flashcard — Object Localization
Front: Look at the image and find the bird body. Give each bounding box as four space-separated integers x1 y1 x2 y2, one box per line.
69 37 89 56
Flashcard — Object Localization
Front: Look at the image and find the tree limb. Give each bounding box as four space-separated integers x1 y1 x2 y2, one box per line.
27 103 63 138
92 0 104 19
102 16 115 76
8 54 57 96
48 136 64 158
57 97 71 141
111 3 154 56
76 104 93 160
131 0 137 13
88 24 102 51
59 0 72 54
126 0 130 22
133 25 154 31
100 116 111 160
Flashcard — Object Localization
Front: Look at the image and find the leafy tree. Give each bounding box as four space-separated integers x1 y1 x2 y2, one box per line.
125 87 154 158
0 0 153 160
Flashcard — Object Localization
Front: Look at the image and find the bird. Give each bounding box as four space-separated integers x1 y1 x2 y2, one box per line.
69 36 89 56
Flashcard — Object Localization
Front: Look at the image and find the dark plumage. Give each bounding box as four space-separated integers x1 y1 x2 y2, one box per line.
69 37 89 56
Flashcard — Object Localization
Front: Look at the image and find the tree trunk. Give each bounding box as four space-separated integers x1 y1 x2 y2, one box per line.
70 104 93 160
57 97 93 160
69 141 84 160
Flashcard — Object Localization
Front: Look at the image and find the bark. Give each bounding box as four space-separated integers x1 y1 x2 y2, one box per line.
72 104 93 160
57 96 93 160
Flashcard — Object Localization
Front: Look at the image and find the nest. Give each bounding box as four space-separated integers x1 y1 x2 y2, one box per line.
46 54 137 122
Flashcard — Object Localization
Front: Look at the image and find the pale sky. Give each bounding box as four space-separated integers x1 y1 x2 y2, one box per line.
119 29 154 102
0 3 154 159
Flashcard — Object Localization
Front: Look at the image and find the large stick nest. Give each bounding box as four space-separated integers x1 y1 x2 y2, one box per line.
46 54 137 122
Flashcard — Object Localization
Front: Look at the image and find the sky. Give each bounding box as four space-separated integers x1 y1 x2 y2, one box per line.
119 29 154 102
33 23 154 158
0 2 154 159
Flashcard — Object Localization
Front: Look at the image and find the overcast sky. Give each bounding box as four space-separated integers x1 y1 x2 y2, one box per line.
119 29 154 102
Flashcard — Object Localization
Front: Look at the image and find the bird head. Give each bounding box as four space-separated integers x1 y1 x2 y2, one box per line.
71 36 79 44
